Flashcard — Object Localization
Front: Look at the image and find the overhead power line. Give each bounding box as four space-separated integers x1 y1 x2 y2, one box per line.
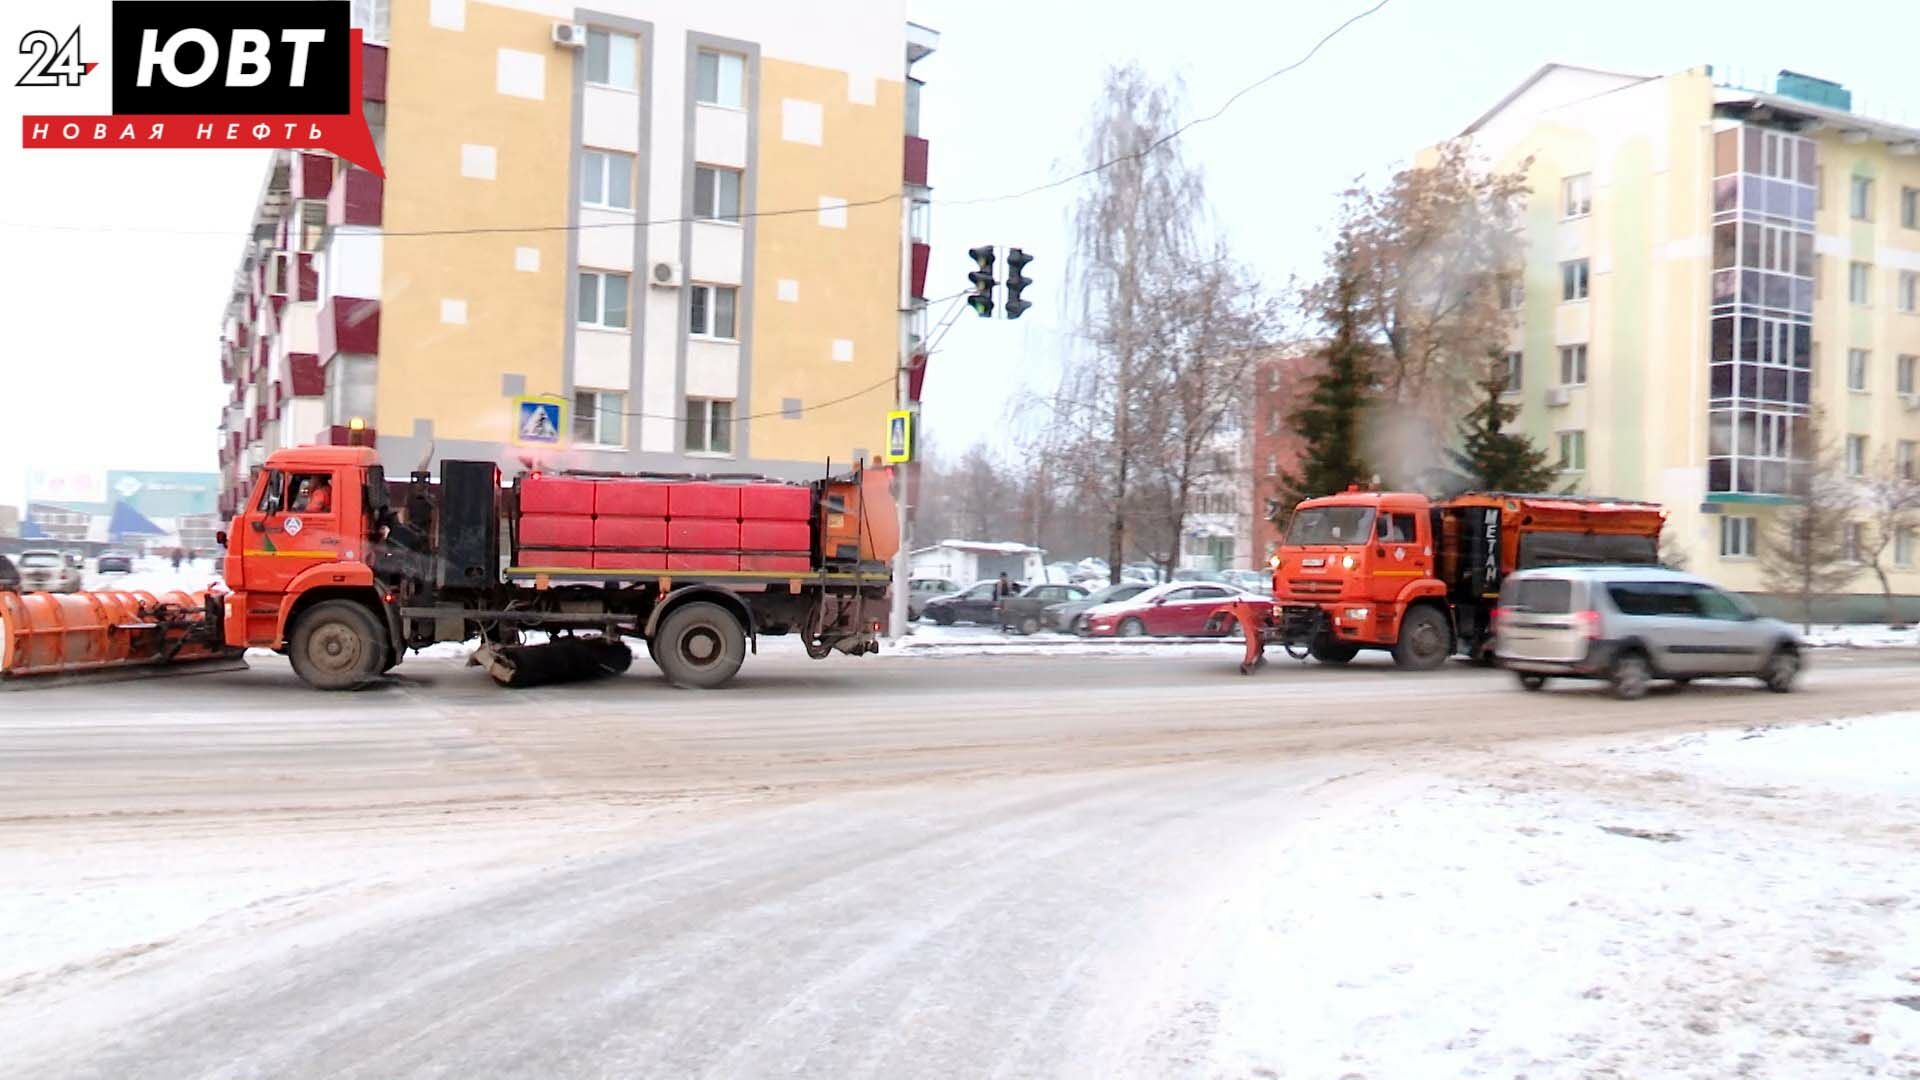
0 1 1392 240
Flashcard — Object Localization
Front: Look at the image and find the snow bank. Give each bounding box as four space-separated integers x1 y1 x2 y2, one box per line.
1800 624 1919 649
891 623 1245 658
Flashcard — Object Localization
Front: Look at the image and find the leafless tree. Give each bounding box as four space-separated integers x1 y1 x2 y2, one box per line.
1759 415 1858 631
1854 451 1920 623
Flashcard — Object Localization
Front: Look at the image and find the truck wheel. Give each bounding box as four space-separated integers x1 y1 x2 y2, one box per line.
1309 639 1359 664
654 601 746 689
1391 606 1453 671
289 600 388 690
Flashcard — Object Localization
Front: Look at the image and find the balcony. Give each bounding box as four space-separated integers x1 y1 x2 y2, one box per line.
317 296 380 361
328 167 383 228
290 151 333 200
296 253 319 302
363 41 387 103
287 353 324 396
910 241 930 300
904 135 929 187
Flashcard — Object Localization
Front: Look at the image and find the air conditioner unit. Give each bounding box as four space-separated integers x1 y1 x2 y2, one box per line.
552 23 587 48
650 261 683 287
1545 386 1572 407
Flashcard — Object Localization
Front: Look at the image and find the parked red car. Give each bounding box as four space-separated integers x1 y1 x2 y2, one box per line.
1082 582 1272 637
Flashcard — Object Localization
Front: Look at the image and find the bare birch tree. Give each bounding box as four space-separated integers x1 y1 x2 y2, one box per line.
1759 415 1858 631
1855 452 1920 623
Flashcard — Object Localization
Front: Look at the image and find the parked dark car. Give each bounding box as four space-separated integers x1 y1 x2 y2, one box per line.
998 583 1089 635
920 580 1017 626
1044 581 1152 634
0 554 19 592
96 551 135 574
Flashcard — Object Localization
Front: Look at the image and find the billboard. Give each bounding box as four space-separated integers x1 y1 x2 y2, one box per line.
26 468 107 508
104 471 221 520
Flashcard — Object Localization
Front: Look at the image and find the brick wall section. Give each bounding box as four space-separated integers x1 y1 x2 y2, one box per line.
1250 349 1321 559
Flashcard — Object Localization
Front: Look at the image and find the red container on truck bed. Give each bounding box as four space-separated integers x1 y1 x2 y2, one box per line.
739 484 811 521
742 554 811 573
520 514 592 548
740 520 810 552
520 476 596 515
668 519 742 550
593 516 667 549
668 553 740 571
595 481 669 517
594 551 667 571
522 549 593 569
668 483 740 519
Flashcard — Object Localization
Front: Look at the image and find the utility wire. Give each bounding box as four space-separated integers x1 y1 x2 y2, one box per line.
0 1 1392 240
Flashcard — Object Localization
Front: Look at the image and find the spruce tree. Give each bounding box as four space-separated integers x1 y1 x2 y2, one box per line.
1275 242 1374 514
1449 357 1557 493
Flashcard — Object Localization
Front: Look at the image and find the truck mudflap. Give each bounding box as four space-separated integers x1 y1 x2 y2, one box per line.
1210 602 1328 675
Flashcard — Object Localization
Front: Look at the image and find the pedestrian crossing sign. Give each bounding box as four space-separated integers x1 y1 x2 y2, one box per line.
514 396 566 445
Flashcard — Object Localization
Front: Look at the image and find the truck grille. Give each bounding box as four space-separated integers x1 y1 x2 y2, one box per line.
1284 579 1342 598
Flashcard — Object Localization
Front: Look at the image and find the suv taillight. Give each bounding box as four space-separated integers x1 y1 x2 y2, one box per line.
1491 606 1511 625
1573 610 1601 638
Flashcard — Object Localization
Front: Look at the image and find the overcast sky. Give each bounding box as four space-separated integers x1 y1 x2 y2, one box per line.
3 0 1915 509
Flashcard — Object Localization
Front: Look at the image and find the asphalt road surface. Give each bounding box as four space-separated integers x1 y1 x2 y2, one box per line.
3 645 1916 1078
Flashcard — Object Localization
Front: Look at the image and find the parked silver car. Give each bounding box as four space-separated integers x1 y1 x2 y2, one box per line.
1495 566 1801 699
907 577 960 620
17 549 83 594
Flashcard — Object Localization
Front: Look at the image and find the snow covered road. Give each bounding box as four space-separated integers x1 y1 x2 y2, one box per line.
3 650 1919 1077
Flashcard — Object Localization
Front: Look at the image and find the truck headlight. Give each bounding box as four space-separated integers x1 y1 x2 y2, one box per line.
1345 607 1370 621
1341 555 1355 570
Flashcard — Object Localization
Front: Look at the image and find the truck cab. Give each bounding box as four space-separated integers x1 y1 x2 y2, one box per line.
1268 489 1448 665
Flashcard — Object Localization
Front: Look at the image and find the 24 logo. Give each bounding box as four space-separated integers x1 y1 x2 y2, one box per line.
17 27 97 87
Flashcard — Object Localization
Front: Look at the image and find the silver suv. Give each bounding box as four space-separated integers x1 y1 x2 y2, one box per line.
1494 566 1801 699
16 549 82 594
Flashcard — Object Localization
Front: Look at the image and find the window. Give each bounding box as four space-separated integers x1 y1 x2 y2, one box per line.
1850 261 1872 306
1500 276 1525 311
688 284 738 339
1561 259 1589 302
1904 187 1919 230
1265 408 1280 435
695 49 746 108
285 473 336 514
1845 523 1865 563
685 397 735 454
1901 440 1917 480
1719 515 1756 558
1265 454 1278 477
580 149 633 210
1847 434 1867 476
350 0 389 43
1501 350 1523 392
571 389 626 447
577 270 630 329
1264 367 1281 392
1562 173 1592 218
1850 175 1874 221
1900 271 1918 313
1899 527 1916 568
693 166 742 222
585 29 637 90
1848 348 1869 391
1559 344 1587 386
1376 513 1418 543
1901 356 1917 396
1557 430 1586 473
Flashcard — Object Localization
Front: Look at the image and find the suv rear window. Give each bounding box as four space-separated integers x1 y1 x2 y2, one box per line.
1502 577 1574 613
20 553 59 567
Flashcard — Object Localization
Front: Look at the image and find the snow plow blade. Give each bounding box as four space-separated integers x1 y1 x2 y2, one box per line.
1212 601 1272 675
0 589 244 688
474 636 633 688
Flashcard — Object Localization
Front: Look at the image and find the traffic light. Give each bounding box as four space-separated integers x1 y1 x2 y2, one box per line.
966 245 996 318
1004 248 1033 320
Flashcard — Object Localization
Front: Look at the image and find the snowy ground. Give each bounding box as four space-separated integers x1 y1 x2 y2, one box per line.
1801 624 1920 649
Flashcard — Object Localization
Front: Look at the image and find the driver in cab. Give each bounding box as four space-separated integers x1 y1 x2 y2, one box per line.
289 477 331 514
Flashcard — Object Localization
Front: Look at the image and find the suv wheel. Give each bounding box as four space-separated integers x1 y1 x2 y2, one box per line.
1516 672 1548 692
1760 647 1800 693
1608 650 1652 700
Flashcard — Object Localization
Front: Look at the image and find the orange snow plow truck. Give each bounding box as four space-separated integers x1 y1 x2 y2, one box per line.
1 447 897 690
1215 488 1665 674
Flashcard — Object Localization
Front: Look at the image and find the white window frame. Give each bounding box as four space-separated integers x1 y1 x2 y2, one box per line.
351 0 390 45
1900 439 1918 480
1558 344 1587 387
1719 515 1756 559
1850 261 1873 306
1903 186 1919 231
1898 526 1916 568
1845 522 1865 563
580 149 634 210
1899 270 1918 314
688 283 739 340
571 388 626 448
1847 434 1867 477
1561 173 1592 219
695 49 746 109
693 165 743 223
1850 175 1874 222
685 397 736 455
1900 355 1917 397
1500 277 1525 311
1848 348 1870 392
1557 430 1586 474
1501 350 1523 392
1561 259 1589 302
584 28 638 91
577 269 630 330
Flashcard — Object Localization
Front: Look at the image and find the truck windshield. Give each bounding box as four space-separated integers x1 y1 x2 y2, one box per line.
1284 508 1375 546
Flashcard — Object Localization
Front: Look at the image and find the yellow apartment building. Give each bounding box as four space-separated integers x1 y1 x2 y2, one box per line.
1442 64 1920 611
216 0 937 514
